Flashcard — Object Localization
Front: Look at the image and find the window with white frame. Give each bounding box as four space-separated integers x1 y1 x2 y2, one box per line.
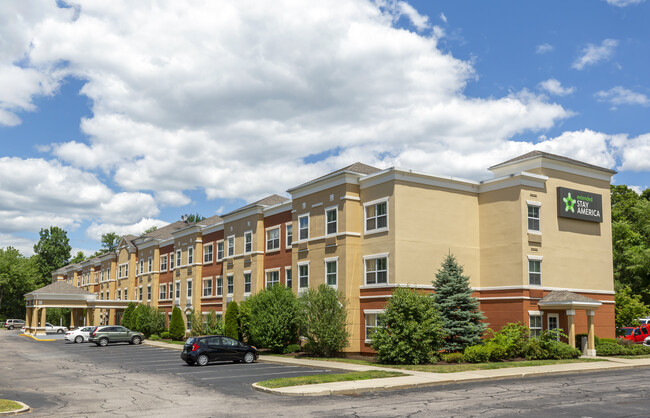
139 259 144 275
298 215 309 240
147 285 152 301
170 253 175 269
325 258 338 287
175 281 181 299
227 236 235 257
216 276 223 296
244 272 251 294
285 268 292 289
325 207 337 235
187 279 193 298
148 257 153 272
160 254 168 271
298 263 309 291
203 278 212 297
365 256 388 285
365 200 388 232
266 227 280 251
188 247 194 264
204 243 213 263
244 231 252 253
169 283 173 299
528 204 540 232
227 275 234 295
176 250 182 266
286 224 293 247
124 288 128 300
528 259 541 285
159 284 166 300
139 286 143 301
529 314 543 338
107 267 111 280
365 311 384 342
117 289 122 300
265 270 280 288
216 241 224 261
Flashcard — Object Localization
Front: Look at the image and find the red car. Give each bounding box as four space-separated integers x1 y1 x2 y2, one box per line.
620 324 650 344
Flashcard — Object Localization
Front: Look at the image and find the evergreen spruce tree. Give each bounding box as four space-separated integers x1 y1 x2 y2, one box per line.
224 301 240 340
169 306 185 341
433 253 486 352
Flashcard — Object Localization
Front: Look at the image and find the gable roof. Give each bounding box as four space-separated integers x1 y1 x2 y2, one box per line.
26 281 94 296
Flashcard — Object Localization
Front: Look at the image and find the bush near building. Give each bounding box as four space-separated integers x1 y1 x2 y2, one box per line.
169 306 185 341
133 304 166 338
190 310 205 337
596 338 650 356
248 284 302 353
224 301 240 340
204 309 224 335
370 287 444 365
238 299 252 343
121 302 137 330
299 284 350 357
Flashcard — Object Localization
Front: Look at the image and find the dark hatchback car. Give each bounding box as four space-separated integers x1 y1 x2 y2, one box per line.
181 335 258 366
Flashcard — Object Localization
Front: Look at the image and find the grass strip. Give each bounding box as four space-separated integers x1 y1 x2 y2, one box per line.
257 370 405 388
0 399 23 413
616 354 650 359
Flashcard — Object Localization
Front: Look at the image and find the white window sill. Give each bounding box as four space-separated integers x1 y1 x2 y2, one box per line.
363 283 389 287
203 261 213 265
265 248 280 254
364 228 388 236
527 230 542 235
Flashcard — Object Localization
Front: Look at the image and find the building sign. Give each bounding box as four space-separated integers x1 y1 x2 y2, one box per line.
557 187 603 223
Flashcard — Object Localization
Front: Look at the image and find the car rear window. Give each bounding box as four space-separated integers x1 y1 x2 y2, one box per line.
623 328 633 336
185 337 195 345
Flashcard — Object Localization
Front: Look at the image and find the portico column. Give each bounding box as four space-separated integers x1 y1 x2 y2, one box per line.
25 307 32 330
70 309 76 329
31 306 39 334
586 310 596 356
38 307 47 335
86 308 94 327
566 309 576 348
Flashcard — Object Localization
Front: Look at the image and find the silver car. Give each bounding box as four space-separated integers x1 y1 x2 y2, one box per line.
65 326 95 343
3 319 25 330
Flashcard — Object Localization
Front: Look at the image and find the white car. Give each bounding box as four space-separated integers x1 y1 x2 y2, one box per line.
65 326 95 343
45 323 68 334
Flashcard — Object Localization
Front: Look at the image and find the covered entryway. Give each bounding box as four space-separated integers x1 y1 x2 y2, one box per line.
24 282 135 335
538 290 602 356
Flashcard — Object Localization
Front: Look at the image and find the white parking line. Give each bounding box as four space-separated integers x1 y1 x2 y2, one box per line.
200 369 325 381
173 365 301 374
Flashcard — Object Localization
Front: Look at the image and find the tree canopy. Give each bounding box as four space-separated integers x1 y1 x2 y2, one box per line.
33 226 71 287
181 213 205 223
0 247 37 319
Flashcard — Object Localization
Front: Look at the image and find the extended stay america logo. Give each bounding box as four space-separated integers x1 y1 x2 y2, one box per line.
557 187 603 223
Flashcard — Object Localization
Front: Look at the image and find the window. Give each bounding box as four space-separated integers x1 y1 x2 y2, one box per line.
266 270 280 288
169 283 174 299
124 288 128 300
159 284 166 300
547 313 560 340
528 260 541 285
139 259 144 275
187 279 193 298
365 200 387 232
529 314 542 338
160 255 168 271
266 227 280 251
175 281 181 299
227 275 234 295
244 273 251 294
188 247 194 264
325 207 337 235
176 250 182 266
216 241 224 261
286 268 292 289
148 257 153 272
365 256 388 285
107 267 111 280
203 278 212 297
216 276 223 296
286 224 293 247
227 236 235 257
147 285 152 301
365 311 384 342
117 289 122 300
186 313 192 331
325 259 337 287
204 243 213 263
139 286 143 301
170 253 175 269
298 263 309 290
528 204 540 232
298 215 309 240
244 231 252 253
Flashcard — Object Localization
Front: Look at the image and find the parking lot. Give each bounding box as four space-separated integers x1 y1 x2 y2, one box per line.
18 333 339 396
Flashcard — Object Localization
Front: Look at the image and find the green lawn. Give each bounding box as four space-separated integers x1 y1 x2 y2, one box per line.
287 356 604 373
617 354 650 359
0 399 23 413
257 370 406 388
152 339 186 345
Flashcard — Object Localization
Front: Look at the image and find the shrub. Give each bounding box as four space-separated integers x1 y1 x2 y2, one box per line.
595 340 624 356
169 306 185 341
523 330 581 360
149 334 161 341
282 344 302 354
486 322 529 358
134 305 166 338
204 310 224 335
238 299 252 343
463 345 490 363
190 310 205 337
596 338 650 356
224 301 240 340
300 284 350 357
523 338 546 360
249 284 302 353
160 331 171 339
442 352 465 363
121 302 137 330
371 288 444 365
485 342 507 361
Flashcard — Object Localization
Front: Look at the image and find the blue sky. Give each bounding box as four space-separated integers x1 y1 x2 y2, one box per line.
0 0 648 256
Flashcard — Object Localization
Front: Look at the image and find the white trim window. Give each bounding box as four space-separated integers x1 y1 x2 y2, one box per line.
159 284 167 300
364 310 384 342
286 223 293 247
265 270 280 288
325 258 338 287
298 214 309 241
528 259 541 286
139 259 144 275
188 247 194 264
203 278 212 297
227 274 234 295
244 231 253 254
170 253 175 270
176 250 182 267
160 254 168 272
216 241 224 261
285 267 292 289
204 243 213 263
529 314 543 338
365 255 388 285
148 257 153 272
298 262 309 291
147 285 152 301
175 280 181 300
527 203 541 232
325 207 337 235
227 236 235 257
216 276 223 297
187 279 193 299
139 286 143 301
365 199 388 233
244 272 251 294
266 227 280 252
117 289 122 300
169 283 174 300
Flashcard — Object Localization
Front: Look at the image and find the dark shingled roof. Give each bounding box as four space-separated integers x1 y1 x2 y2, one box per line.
489 151 616 174
312 162 381 182
26 281 94 296
221 194 290 218
139 221 188 240
539 290 600 304
196 214 224 226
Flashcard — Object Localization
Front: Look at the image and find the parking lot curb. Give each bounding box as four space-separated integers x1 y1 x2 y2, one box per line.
19 334 55 342
0 400 31 415
143 340 183 351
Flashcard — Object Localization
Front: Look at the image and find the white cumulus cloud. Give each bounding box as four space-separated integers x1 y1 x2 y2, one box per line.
539 79 576 96
595 86 650 107
572 39 618 70
605 0 645 6
536 43 554 54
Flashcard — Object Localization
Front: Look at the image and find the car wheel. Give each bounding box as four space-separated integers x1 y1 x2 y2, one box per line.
75 336 83 344
131 336 142 345
8 326 13 330
243 352 255 364
98 337 109 347
196 354 209 366
57 329 64 334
